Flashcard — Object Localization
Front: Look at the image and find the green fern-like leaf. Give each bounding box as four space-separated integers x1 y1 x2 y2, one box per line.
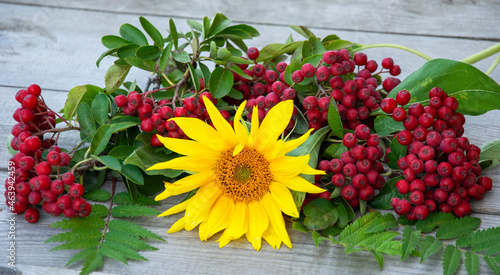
372 251 384 270
338 211 380 243
80 251 103 275
436 217 481 240
50 216 106 230
99 246 128 264
464 251 479 275
105 231 158 251
107 219 164 241
415 212 456 233
45 229 102 244
110 204 161 217
456 227 500 252
442 245 462 275
113 191 161 206
50 239 100 252
487 245 500 256
101 239 148 261
365 213 398 234
65 247 95 267
376 241 402 257
418 235 444 263
89 204 109 218
484 256 500 274
83 189 112 201
401 226 421 261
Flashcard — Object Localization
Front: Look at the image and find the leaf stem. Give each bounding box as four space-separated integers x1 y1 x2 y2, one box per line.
485 53 500 75
99 176 116 248
356 44 432 61
71 157 92 174
461 43 500 65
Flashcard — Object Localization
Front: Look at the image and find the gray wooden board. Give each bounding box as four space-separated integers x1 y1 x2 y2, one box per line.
1 0 500 274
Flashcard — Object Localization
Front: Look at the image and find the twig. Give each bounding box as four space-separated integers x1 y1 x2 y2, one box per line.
98 176 116 248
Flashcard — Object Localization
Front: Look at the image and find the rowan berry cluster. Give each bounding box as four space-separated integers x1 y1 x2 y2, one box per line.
7 85 90 223
114 89 230 146
305 124 386 209
383 88 493 220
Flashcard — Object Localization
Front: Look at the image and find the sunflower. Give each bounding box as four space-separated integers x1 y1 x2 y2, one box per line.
147 97 325 250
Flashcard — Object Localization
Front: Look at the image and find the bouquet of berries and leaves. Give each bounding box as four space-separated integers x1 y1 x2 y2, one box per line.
6 13 500 275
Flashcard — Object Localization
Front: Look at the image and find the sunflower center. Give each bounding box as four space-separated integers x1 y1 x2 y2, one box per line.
214 147 272 203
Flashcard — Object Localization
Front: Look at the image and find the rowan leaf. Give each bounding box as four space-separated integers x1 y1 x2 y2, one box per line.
418 235 444 263
436 217 481 240
366 213 398 234
111 204 161 218
484 256 500 274
464 251 479 275
401 226 421 261
456 227 500 252
415 212 457 233
80 251 103 275
108 219 164 241
442 245 462 275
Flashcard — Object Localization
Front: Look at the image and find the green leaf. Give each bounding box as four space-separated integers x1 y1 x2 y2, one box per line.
368 176 404 209
76 103 96 137
90 125 113 155
83 189 112 202
374 115 405 137
464 251 479 275
123 144 182 178
415 212 457 233
107 219 164 241
480 139 500 170
301 54 323 67
6 134 17 156
334 202 350 228
456 227 500 252
169 18 178 50
292 221 309 233
91 155 121 171
111 204 161 218
484 256 500 274
117 44 140 60
121 164 144 185
303 198 338 231
328 100 344 138
89 204 108 218
105 231 158 251
65 86 91 120
159 42 173 72
418 236 444 263
102 35 129 49
136 45 162 60
100 240 147 261
442 245 462 275
311 231 329 246
326 40 354 51
209 67 234 98
227 88 243 100
172 50 190 63
436 217 481 239
139 16 164 48
113 192 160 206
65 247 95 267
124 56 155 71
45 229 101 244
120 23 148 46
289 25 315 38
50 216 106 230
108 145 136 160
187 62 200 92
366 213 398 233
322 143 348 159
105 64 131 93
208 13 231 37
187 19 202 32
82 169 107 193
401 226 421 261
81 251 103 275
308 36 326 55
256 43 284 62
91 93 109 125
372 251 385 270
389 59 500 115
387 138 407 170
99 245 128 264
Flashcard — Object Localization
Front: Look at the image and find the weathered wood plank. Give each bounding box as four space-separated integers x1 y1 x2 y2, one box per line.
3 0 500 41
0 3 499 93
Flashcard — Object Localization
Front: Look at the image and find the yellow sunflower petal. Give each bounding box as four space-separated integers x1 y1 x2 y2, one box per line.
260 193 292 249
256 100 293 152
263 139 286 161
158 197 193 217
198 195 234 241
147 156 213 173
167 217 186 233
203 96 238 145
245 200 269 251
275 175 325 194
184 183 222 231
283 128 313 154
157 135 218 158
233 143 244 156
155 187 171 201
217 202 249 247
301 165 326 175
261 216 281 249
269 182 299 218
164 170 214 196
233 101 249 144
247 106 260 148
170 117 228 151
270 155 310 178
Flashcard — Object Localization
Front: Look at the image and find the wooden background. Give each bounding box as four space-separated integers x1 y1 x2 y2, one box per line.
1 0 500 274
